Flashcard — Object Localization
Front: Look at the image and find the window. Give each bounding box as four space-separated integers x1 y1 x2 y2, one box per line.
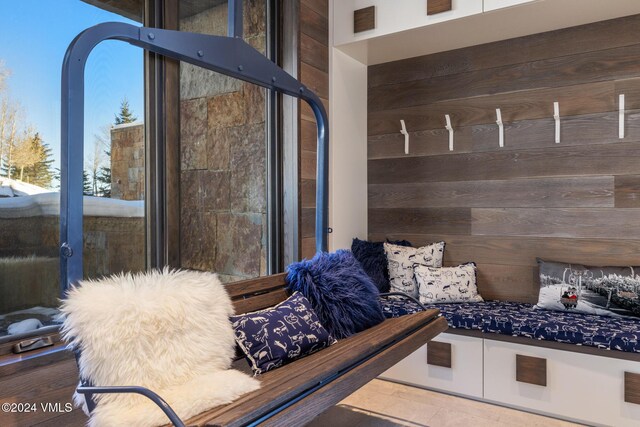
0 0 145 341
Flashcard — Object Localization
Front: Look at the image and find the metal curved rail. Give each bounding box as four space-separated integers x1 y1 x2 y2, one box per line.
60 22 329 292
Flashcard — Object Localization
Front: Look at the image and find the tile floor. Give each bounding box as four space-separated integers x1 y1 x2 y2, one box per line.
307 379 583 427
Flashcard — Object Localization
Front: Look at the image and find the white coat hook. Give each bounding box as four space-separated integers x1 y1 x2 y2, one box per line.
553 101 560 144
400 119 409 154
445 114 454 151
619 94 625 139
496 108 504 148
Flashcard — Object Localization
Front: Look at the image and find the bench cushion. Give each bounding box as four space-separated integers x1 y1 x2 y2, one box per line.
380 299 640 353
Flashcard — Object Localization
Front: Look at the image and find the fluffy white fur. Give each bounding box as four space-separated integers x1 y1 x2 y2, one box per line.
60 268 260 427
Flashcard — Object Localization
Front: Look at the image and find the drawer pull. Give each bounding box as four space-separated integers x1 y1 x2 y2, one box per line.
354 6 375 33
625 372 640 405
427 0 452 15
516 354 546 386
427 341 452 368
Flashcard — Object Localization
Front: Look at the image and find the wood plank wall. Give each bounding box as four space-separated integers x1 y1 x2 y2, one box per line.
299 0 329 260
367 15 640 303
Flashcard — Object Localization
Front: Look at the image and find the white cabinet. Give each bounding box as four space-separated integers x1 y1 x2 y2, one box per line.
483 0 537 13
333 0 483 47
380 333 483 398
483 340 640 427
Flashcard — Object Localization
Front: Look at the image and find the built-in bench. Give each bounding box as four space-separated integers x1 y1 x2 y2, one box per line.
379 297 640 426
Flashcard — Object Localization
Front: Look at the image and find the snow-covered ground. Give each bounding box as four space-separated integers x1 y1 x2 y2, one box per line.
0 192 143 218
0 177 50 197
536 284 623 316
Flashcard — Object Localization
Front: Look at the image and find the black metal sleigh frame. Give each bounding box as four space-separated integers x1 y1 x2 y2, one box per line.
59 1 327 425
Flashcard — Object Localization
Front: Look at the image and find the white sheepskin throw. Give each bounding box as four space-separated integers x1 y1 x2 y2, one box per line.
60 268 260 427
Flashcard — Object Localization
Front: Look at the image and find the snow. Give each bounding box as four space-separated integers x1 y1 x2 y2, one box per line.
0 177 49 196
0 192 143 218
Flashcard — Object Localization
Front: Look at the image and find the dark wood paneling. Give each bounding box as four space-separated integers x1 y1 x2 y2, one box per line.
625 372 640 405
368 127 473 159
369 44 640 112
368 80 619 135
368 142 640 184
368 109 640 159
472 208 640 239
300 63 329 100
298 0 328 261
368 14 640 88
615 175 640 208
369 177 614 208
427 0 451 15
301 150 317 180
475 264 538 303
301 207 315 238
301 179 316 208
369 233 640 268
301 0 328 19
427 341 452 368
354 6 375 33
516 354 547 387
301 119 318 152
368 13 640 305
369 208 471 236
300 3 329 45
300 33 329 73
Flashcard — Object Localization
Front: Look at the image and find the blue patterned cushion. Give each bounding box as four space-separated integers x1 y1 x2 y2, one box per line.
231 292 337 374
382 299 640 353
380 297 424 318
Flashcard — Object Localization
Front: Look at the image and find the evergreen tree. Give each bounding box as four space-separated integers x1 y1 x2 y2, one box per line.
19 133 54 188
96 149 112 197
83 169 93 196
114 97 137 125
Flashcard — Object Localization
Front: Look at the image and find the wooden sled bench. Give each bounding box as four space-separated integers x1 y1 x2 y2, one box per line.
171 273 447 427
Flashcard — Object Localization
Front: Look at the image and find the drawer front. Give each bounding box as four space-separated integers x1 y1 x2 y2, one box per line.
483 340 640 427
380 332 483 398
483 0 536 12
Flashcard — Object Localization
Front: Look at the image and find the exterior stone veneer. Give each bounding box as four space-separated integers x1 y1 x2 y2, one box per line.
0 215 144 313
111 122 145 201
179 0 267 282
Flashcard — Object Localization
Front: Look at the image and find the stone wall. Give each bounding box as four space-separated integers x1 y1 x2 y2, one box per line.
179 0 267 282
111 122 145 201
0 215 144 312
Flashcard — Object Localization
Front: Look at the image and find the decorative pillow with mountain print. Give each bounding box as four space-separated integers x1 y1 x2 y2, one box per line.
383 241 445 298
536 259 640 318
415 263 484 304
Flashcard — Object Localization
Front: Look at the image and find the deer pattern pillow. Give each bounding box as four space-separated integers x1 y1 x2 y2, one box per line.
384 242 445 298
230 292 336 374
414 263 484 304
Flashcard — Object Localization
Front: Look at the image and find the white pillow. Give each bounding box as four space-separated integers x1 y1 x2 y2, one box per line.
415 262 484 304
384 242 445 298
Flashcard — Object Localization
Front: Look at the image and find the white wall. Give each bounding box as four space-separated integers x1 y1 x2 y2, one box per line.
328 46 368 251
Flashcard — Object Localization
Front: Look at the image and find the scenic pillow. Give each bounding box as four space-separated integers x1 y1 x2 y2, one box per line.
230 292 336 374
351 238 412 292
384 241 445 298
415 263 483 304
536 259 640 318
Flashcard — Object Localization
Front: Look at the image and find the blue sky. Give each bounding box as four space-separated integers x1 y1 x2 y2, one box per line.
0 0 144 173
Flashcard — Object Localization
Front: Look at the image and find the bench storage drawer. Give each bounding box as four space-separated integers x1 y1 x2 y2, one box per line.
380 332 483 398
483 339 640 427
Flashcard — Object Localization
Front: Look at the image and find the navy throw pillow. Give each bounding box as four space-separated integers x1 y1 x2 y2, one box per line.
351 238 412 292
286 249 386 339
230 292 336 374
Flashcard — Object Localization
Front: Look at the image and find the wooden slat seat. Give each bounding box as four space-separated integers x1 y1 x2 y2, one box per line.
185 308 447 427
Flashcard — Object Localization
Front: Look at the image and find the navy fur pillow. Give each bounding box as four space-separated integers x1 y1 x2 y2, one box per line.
351 238 412 292
286 250 386 339
230 292 336 374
